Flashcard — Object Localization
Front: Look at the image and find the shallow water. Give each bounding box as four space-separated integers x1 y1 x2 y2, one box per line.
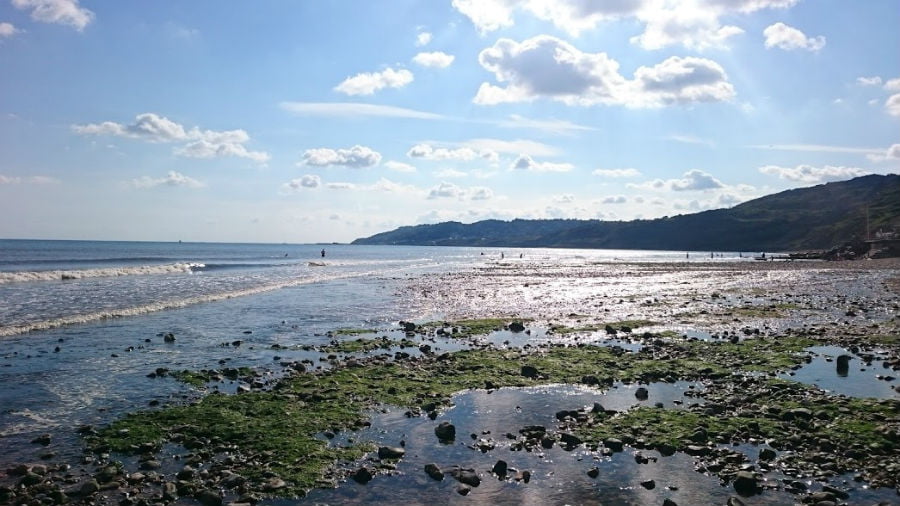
781 345 900 399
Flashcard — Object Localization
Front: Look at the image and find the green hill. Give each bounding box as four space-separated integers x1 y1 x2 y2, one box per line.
352 174 900 251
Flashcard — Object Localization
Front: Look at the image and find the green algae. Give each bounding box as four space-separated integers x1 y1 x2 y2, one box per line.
88 320 874 498
318 336 416 354
420 318 531 339
328 328 379 336
169 367 254 387
549 319 656 335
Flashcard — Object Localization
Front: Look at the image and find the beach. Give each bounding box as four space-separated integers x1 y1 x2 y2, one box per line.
1 244 899 505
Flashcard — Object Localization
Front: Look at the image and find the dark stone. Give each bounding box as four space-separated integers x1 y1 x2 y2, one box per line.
435 421 456 442
604 438 624 452
521 365 539 378
605 324 617 335
726 497 746 506
732 471 758 496
20 472 42 486
378 446 406 459
663 500 677 506
758 448 776 461
508 321 526 332
79 479 100 496
587 467 600 478
635 387 649 400
195 489 223 506
402 322 417 332
836 355 851 376
556 409 578 421
656 443 676 457
31 433 51 445
449 467 480 487
640 479 656 490
457 485 470 496
424 463 444 481
559 432 582 449
163 333 176 343
492 460 508 477
351 467 373 484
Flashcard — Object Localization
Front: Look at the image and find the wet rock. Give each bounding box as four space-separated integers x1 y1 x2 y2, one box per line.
685 445 710 456
605 325 617 335
758 448 776 461
556 409 579 421
635 387 649 400
20 472 42 486
662 499 678 506
139 460 161 470
424 463 444 481
195 489 223 506
559 432 582 449
263 478 286 491
79 479 100 496
604 438 624 452
520 365 539 378
163 333 176 343
492 460 508 477
435 421 456 442
31 433 52 445
587 467 600 478
508 321 526 332
655 443 676 457
351 467 373 484
726 497 746 506
449 467 480 487
378 446 406 460
457 485 470 496
732 471 758 496
514 470 532 483
640 479 656 490
401 321 417 332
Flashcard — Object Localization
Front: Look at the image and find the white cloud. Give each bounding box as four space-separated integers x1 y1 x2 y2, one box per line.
632 4 744 51
0 174 60 184
334 67 414 96
630 169 724 191
301 145 382 168
887 94 900 117
370 177 419 194
415 31 432 47
510 154 573 172
412 51 455 68
453 0 798 50
856 76 882 87
758 164 869 183
763 22 825 52
281 175 322 192
326 182 356 190
602 195 628 204
11 0 93 31
460 137 558 157
427 181 494 201
407 143 496 162
666 134 714 147
554 194 576 203
0 22 20 37
279 101 444 120
384 160 416 173
131 171 204 189
748 143 880 155
474 36 734 108
73 113 270 163
885 78 900 92
592 168 642 178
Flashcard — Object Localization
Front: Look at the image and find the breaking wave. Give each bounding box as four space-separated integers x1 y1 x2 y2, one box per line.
0 263 206 285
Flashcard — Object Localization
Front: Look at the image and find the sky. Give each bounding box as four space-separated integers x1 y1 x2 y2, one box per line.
1 0 898 244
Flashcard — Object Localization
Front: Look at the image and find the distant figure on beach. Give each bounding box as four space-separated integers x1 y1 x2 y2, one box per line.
519 253 523 258
686 252 689 259
501 252 505 259
321 249 325 258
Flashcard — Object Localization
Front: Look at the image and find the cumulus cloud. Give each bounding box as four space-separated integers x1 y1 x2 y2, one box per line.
474 36 734 108
885 78 900 92
602 195 628 204
384 160 416 173
0 22 20 37
416 31 432 47
412 51 455 68
592 168 642 178
11 0 93 31
758 164 869 183
763 22 825 52
510 154 573 172
427 181 494 200
857 76 882 87
453 0 798 49
887 94 900 117
334 67 414 96
629 169 724 191
301 145 382 168
131 171 204 189
407 143 497 162
73 113 269 163
0 174 60 184
282 175 322 192
554 194 576 203
434 168 467 178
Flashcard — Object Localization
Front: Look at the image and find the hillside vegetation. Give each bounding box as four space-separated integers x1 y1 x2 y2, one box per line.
352 174 900 251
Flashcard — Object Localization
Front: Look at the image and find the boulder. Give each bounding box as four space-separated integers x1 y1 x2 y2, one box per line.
435 422 456 442
521 365 539 378
449 467 480 487
492 460 508 477
732 471 758 496
635 387 649 400
508 321 526 332
424 463 444 481
351 467 373 485
377 446 406 460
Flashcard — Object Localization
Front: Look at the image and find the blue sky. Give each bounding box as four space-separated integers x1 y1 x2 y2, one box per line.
1 0 898 243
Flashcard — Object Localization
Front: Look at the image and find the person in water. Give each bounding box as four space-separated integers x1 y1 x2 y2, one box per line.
321 249 325 258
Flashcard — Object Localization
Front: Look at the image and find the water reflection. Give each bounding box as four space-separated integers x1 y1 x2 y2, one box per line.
782 346 899 399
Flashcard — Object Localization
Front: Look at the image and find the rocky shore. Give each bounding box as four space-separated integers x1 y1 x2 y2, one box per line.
2 258 899 505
